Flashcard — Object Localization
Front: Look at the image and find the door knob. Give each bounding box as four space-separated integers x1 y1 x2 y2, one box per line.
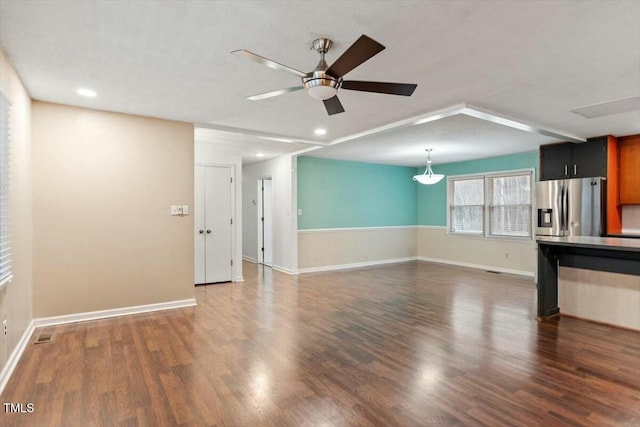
198 229 204 234
206 229 212 234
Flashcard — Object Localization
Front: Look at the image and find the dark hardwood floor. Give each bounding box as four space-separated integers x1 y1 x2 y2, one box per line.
2 261 639 426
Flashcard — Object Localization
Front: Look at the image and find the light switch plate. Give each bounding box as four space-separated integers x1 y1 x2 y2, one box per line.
170 205 180 215
181 205 189 215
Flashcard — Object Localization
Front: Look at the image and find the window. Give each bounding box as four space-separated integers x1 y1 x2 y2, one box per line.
489 174 532 237
0 92 11 286
447 169 533 239
449 176 484 234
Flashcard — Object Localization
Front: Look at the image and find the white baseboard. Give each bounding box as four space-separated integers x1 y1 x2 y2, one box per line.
417 256 534 277
272 265 299 275
242 255 257 263
32 298 197 328
0 320 35 395
233 276 244 282
298 257 417 274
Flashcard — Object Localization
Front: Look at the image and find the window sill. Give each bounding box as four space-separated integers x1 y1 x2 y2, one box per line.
446 232 533 243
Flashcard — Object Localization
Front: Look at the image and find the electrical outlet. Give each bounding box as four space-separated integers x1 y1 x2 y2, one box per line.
3 319 7 337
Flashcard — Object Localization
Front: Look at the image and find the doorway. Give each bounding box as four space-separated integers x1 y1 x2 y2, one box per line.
257 178 273 267
194 165 233 284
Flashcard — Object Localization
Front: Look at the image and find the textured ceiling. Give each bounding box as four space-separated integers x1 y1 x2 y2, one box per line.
1 1 639 165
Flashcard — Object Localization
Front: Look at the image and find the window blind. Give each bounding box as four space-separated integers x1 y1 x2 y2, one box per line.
489 173 532 237
0 92 11 286
449 177 484 234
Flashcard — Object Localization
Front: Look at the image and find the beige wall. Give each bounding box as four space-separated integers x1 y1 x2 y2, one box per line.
622 205 640 234
298 226 535 275
0 51 33 372
559 267 640 330
32 102 194 317
298 226 416 272
417 226 536 276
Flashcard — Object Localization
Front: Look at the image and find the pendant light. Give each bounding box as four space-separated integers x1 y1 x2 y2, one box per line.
413 149 444 185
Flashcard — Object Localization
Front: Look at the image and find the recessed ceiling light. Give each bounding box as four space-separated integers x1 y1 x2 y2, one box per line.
76 88 97 97
314 128 327 136
255 153 265 157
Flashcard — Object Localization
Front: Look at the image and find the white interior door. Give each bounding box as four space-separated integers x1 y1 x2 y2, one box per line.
194 166 206 284
194 165 233 284
263 179 273 266
257 180 263 264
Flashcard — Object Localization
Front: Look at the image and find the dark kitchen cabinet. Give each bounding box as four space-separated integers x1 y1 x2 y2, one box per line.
540 143 571 180
539 138 607 181
572 137 607 178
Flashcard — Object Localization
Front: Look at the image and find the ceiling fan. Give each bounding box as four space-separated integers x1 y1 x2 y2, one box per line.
232 35 417 115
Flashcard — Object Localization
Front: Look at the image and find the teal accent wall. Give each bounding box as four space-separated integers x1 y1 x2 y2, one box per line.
417 151 539 226
297 156 417 229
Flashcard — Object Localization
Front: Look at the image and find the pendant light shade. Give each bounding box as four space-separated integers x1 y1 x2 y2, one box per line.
413 149 444 185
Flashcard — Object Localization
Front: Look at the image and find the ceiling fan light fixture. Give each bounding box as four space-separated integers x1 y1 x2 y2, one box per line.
304 71 340 100
413 149 445 185
306 84 337 101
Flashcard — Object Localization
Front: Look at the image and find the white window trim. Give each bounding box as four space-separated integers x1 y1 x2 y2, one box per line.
0 90 11 288
446 168 535 241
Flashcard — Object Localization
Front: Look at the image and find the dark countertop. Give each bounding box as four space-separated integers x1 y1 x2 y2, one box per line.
536 236 640 252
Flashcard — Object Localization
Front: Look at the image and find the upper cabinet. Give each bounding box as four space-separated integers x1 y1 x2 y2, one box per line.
619 135 640 205
539 143 571 180
539 137 607 181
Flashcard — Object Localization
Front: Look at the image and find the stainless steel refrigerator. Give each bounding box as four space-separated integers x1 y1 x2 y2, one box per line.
535 177 606 237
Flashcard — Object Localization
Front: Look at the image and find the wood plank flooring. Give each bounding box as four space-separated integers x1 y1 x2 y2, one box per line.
2 261 639 426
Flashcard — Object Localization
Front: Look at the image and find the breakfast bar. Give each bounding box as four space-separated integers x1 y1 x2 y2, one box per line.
536 236 640 319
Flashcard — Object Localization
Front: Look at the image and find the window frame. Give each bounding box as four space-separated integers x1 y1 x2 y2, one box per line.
446 168 535 241
446 173 486 236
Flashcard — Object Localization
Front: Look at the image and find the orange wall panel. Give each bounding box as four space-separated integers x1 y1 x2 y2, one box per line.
606 135 622 234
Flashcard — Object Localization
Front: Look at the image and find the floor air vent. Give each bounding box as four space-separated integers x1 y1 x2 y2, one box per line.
34 332 53 344
486 270 502 274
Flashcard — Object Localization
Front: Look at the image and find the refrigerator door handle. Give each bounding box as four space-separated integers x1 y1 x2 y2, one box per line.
557 185 564 231
561 184 568 232
564 165 568 176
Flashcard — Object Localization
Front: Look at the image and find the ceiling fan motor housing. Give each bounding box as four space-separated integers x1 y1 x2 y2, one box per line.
304 38 340 100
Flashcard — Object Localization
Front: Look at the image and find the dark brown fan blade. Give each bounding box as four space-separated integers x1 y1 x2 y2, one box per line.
323 96 345 115
341 80 417 96
326 35 385 78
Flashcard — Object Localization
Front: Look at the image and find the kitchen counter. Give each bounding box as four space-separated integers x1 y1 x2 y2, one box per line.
536 236 640 319
607 233 640 239
537 235 640 252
